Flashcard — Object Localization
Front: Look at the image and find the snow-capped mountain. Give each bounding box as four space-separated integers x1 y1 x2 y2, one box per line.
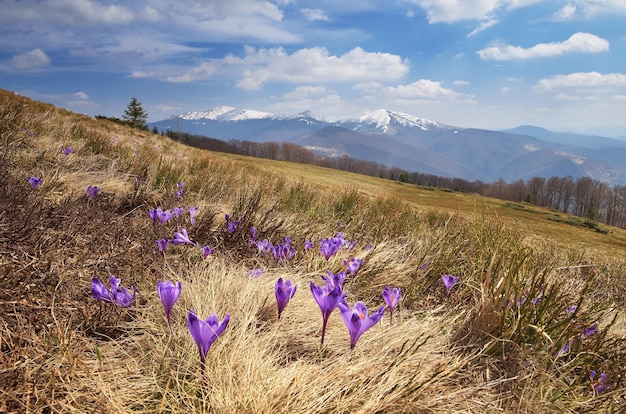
149 106 626 185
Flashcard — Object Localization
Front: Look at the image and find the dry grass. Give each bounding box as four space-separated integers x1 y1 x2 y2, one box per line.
1 89 625 413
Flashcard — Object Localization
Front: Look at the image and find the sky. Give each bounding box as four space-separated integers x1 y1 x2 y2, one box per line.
2 0 626 137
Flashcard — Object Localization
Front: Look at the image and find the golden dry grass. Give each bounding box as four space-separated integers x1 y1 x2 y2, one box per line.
1 89 625 413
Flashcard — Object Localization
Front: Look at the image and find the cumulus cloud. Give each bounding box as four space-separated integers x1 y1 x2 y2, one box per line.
554 4 577 20
301 8 330 21
230 46 409 90
573 0 626 16
381 79 469 101
11 49 50 69
282 85 334 99
534 72 626 91
477 32 609 60
166 62 217 83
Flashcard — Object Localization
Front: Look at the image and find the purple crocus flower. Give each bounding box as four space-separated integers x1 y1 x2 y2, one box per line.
92 275 136 307
172 228 196 246
304 239 313 251
86 185 99 200
338 301 385 349
28 176 42 190
172 206 184 218
344 257 362 276
442 274 459 294
382 286 402 325
62 146 73 155
248 268 264 278
188 207 199 226
109 275 136 307
249 226 257 242
275 278 297 318
202 245 214 258
322 270 346 290
155 238 170 253
159 209 173 225
582 324 598 337
187 310 230 381
256 239 273 254
319 235 344 260
91 277 113 303
175 181 184 200
157 280 182 333
310 281 345 344
590 371 610 395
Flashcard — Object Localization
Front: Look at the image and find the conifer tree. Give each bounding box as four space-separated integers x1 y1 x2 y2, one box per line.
123 96 148 129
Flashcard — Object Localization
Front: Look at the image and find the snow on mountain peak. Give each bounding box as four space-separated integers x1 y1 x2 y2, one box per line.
179 106 272 121
355 109 446 134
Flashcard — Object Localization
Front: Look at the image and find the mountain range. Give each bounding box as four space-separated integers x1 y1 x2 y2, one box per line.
149 107 626 185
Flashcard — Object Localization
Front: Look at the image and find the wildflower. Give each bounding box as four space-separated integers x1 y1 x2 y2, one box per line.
272 237 296 262
86 185 99 200
202 245 214 258
172 228 196 246
187 310 230 381
442 274 459 294
188 207 199 226
172 206 184 218
310 281 345 344
175 181 184 200
590 371 610 395
148 207 173 226
582 324 598 337
256 239 273 254
365 244 373 251
322 270 346 290
304 239 313 251
344 257 362 275
28 176 42 190
248 268 264 278
382 286 402 325
157 280 182 333
275 278 297 318
319 234 344 260
159 209 173 225
566 305 578 314
338 301 385 349
62 146 73 155
155 238 170 253
555 337 575 357
249 226 257 242
91 275 136 307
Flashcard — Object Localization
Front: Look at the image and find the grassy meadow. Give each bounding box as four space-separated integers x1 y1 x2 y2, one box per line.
1 88 625 413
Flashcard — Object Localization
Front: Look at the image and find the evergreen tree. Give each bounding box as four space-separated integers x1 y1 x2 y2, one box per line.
123 97 148 129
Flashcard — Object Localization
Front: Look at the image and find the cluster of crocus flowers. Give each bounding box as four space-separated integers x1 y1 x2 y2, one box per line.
275 278 297 318
148 207 173 226
86 185 99 200
28 176 42 190
382 286 402 325
91 275 136 307
271 236 297 262
442 274 460 294
225 213 241 234
590 370 610 395
187 310 230 382
158 280 182 333
319 233 345 260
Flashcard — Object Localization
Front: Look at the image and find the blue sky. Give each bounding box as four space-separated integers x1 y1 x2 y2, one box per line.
2 0 626 136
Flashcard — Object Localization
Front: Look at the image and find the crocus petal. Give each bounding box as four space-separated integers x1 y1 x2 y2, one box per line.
158 280 182 325
91 277 112 302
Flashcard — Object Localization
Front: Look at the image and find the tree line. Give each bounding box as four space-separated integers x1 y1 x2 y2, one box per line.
162 130 626 229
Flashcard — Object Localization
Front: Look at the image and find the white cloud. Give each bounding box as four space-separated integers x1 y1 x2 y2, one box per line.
573 0 626 16
282 85 333 99
166 62 217 83
554 4 577 20
0 0 134 27
11 49 50 69
534 71 626 91
408 0 541 23
452 80 470 86
74 91 88 100
477 32 609 60
301 8 330 21
500 86 510 92
231 46 409 90
365 79 474 105
467 18 499 37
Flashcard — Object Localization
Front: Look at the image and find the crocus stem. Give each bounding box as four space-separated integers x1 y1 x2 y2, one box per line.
321 317 329 345
200 358 206 385
389 310 394 326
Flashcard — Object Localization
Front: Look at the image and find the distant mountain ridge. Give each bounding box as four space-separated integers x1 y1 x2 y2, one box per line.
150 107 626 185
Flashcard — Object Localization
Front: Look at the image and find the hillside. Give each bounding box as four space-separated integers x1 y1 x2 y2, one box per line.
1 89 625 413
